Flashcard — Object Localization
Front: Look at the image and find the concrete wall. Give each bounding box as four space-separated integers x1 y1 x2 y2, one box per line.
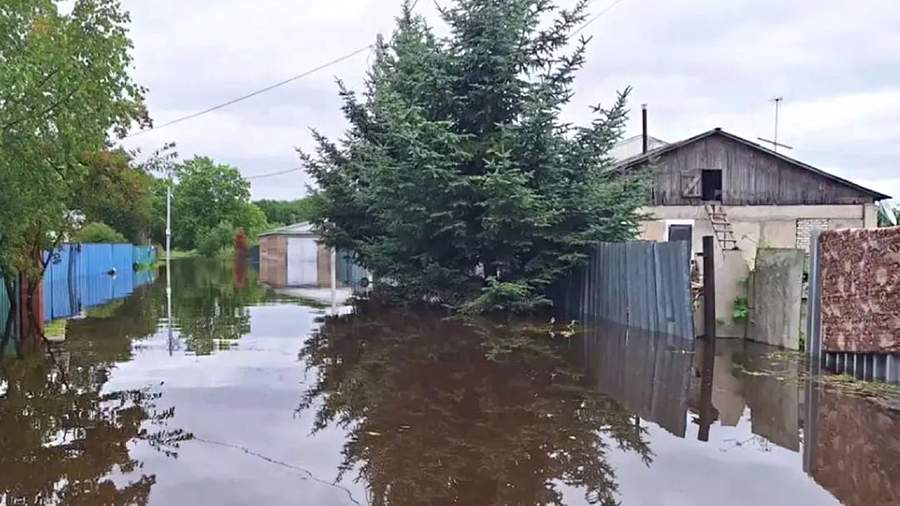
639 204 870 269
695 250 750 338
640 204 876 341
750 249 805 349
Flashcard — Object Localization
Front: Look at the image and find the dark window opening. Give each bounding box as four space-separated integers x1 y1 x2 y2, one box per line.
668 224 693 244
702 169 723 201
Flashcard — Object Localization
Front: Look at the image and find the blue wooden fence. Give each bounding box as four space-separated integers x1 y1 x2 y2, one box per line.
42 244 156 322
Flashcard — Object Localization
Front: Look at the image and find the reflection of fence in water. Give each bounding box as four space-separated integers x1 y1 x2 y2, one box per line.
581 319 695 438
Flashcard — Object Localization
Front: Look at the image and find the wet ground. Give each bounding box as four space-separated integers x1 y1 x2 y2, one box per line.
1 259 898 505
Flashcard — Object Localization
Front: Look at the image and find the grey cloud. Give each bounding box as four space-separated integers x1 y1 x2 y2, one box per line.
120 0 900 201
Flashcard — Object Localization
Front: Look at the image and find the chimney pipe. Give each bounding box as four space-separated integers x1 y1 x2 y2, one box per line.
642 104 649 154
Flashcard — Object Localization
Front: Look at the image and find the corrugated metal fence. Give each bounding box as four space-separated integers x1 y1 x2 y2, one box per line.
42 244 156 321
0 276 14 337
335 250 368 288
559 241 694 339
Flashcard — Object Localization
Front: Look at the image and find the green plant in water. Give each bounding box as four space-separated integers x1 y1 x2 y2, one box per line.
733 296 750 322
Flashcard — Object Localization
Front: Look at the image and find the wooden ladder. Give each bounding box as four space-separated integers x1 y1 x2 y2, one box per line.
704 203 739 251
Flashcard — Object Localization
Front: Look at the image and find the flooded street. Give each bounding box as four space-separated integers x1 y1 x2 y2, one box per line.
1 259 898 505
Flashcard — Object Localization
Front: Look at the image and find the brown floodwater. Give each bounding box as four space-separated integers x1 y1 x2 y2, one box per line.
1 259 898 505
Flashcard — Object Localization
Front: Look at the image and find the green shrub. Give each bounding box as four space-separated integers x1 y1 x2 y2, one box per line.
75 222 128 244
733 297 750 322
461 278 551 315
197 221 235 257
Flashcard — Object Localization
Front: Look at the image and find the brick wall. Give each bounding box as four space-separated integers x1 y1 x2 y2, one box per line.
259 235 287 287
316 243 332 288
820 227 900 353
796 218 829 252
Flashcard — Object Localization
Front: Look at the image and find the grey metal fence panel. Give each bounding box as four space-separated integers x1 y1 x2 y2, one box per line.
571 240 693 339
0 276 11 335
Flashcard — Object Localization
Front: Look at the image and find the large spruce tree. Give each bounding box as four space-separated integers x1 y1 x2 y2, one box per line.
305 0 647 312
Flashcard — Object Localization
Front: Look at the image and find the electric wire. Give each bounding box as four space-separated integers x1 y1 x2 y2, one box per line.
125 45 373 138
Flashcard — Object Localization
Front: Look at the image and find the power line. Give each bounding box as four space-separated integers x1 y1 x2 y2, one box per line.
246 167 303 180
125 1 624 140
572 0 629 36
125 45 373 138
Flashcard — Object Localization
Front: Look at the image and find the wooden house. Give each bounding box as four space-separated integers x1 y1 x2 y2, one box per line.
617 128 888 257
615 128 890 340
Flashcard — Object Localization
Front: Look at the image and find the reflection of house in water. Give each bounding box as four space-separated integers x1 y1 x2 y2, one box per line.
582 320 805 452
614 128 889 342
690 340 801 451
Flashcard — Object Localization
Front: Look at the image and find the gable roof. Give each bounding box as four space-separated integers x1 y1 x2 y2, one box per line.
615 128 890 201
259 222 318 237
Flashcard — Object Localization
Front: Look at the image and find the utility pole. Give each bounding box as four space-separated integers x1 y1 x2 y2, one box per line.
758 97 794 152
331 249 337 315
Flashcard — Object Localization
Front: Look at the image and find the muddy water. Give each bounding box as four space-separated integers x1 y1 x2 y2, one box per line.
0 259 898 505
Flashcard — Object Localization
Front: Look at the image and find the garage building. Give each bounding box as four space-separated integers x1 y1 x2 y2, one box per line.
258 223 334 288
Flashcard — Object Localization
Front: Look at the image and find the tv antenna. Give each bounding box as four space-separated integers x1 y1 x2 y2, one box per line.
757 97 793 152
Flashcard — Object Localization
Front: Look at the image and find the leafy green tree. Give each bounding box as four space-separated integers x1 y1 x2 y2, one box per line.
71 150 154 244
877 203 899 227
171 157 267 250
74 222 128 244
0 0 147 295
254 197 321 227
304 0 647 312
196 221 235 257
232 201 268 243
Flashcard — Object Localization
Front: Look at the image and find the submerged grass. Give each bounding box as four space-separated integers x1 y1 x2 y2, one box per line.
821 374 900 400
732 354 900 409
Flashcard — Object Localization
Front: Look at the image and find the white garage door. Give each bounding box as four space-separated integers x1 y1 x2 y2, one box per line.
287 238 318 286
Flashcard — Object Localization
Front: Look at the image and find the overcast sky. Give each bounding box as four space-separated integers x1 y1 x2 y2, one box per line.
117 0 900 203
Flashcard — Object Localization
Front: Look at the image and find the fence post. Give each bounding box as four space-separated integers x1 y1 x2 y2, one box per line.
702 236 716 339
806 230 824 363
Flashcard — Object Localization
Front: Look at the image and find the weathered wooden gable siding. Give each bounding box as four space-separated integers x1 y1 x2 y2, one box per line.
650 134 874 206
